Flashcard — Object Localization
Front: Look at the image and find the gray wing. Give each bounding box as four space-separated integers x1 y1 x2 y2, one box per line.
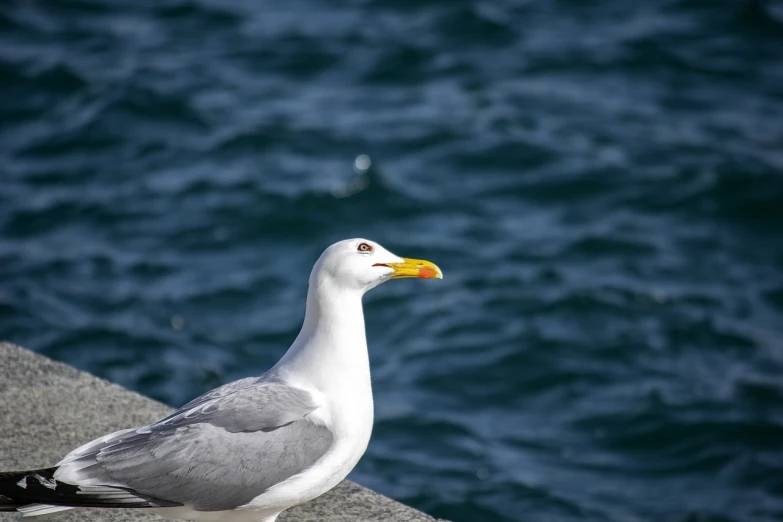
55 377 333 511
155 376 322 433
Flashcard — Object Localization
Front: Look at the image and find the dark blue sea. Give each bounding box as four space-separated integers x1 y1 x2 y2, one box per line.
2 0 783 520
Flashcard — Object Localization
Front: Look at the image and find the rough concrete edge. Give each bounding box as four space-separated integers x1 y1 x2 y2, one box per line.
0 341 443 521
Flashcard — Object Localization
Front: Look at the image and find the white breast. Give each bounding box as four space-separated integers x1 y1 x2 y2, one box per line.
236 391 373 515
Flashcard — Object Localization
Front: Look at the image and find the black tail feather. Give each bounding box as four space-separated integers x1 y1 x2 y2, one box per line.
0 497 24 512
0 467 180 511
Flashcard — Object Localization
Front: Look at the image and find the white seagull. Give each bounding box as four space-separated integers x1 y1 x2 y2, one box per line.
0 239 442 521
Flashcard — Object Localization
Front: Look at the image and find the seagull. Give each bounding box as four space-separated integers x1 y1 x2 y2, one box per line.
0 239 442 521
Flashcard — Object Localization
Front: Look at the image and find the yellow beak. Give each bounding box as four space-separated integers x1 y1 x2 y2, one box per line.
375 258 443 280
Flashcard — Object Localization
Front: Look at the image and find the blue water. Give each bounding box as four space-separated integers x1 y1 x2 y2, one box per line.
2 0 783 520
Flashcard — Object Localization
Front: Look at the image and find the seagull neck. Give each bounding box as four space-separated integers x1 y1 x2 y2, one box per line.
277 282 370 393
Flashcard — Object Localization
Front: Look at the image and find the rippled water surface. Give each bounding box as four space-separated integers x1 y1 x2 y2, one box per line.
3 0 783 520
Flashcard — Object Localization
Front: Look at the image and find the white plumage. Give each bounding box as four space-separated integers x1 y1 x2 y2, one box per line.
0 239 442 522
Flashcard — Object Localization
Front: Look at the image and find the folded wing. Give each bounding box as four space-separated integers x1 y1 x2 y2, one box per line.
49 377 333 511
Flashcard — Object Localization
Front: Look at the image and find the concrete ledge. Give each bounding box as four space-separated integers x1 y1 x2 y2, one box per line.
0 342 438 521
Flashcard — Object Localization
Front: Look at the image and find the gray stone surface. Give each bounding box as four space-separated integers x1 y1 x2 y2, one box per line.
0 342 438 521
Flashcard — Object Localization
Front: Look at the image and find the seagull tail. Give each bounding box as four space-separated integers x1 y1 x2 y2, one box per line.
0 467 181 515
0 468 62 514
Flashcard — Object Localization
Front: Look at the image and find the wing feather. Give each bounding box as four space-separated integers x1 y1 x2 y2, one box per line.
53 377 333 512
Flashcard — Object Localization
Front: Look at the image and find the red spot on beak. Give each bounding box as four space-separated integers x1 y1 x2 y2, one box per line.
418 267 436 279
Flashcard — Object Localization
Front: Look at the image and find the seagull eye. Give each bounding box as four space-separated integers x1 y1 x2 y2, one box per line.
357 242 372 253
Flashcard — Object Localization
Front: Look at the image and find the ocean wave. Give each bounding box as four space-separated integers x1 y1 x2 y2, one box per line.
2 0 783 520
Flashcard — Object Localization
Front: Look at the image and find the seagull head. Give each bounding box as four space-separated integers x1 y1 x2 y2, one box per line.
310 239 443 293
